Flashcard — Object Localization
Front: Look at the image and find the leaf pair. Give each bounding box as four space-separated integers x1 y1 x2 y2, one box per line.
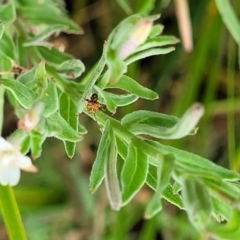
90 121 149 210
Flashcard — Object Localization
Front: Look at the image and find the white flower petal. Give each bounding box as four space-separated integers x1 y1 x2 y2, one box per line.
0 165 9 186
0 137 37 186
0 137 15 152
0 165 20 186
16 155 32 168
8 166 20 186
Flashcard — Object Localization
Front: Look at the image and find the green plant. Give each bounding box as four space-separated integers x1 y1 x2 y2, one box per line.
0 0 240 239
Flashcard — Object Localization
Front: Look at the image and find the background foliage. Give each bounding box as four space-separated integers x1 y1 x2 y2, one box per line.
0 0 240 239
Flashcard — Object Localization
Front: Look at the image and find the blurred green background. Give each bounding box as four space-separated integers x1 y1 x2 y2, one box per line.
1 0 240 239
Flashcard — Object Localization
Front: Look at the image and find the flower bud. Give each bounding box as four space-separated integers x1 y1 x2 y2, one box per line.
118 19 153 60
18 102 44 132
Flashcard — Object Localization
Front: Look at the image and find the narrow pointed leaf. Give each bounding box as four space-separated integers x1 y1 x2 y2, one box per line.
41 81 58 117
0 79 38 108
23 25 65 47
146 140 240 181
18 6 82 34
0 1 16 25
89 120 111 193
116 0 132 14
144 192 162 219
121 142 148 205
21 136 31 155
149 24 164 38
106 75 158 100
46 112 80 142
30 131 46 159
122 104 204 139
105 131 122 210
0 23 4 40
0 32 16 60
145 154 175 218
207 210 240 239
33 61 48 97
136 36 179 52
147 164 183 209
126 47 175 65
215 0 240 43
181 177 212 231
37 46 71 65
56 59 85 79
59 93 79 158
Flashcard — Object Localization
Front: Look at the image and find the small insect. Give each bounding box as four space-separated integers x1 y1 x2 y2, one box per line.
84 93 106 114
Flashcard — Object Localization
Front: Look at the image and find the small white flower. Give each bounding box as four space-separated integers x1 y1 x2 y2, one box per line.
0 137 37 186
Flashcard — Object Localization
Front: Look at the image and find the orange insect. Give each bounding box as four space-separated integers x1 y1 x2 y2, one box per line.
84 93 106 114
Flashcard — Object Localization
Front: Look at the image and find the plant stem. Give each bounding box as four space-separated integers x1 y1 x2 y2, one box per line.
0 186 28 240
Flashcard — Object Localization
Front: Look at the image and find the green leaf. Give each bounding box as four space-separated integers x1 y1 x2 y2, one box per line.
46 112 80 142
136 36 179 52
0 51 12 71
116 0 132 14
212 196 233 221
146 163 183 210
175 161 223 184
108 92 139 107
126 47 175 65
162 184 184 210
16 36 28 68
144 192 163 219
89 120 111 193
41 81 58 117
215 0 240 44
0 1 16 25
149 24 164 38
122 110 178 126
105 130 122 210
97 90 138 113
205 179 240 203
59 93 79 158
181 176 213 231
37 46 71 66
21 136 31 155
135 0 156 14
0 31 16 60
121 104 204 139
18 68 36 86
23 25 66 47
78 124 88 135
30 131 46 159
145 155 171 219
121 110 179 138
0 22 4 40
18 5 82 34
105 75 158 100
56 59 85 79
0 78 38 108
146 140 240 181
207 210 240 239
121 142 148 206
95 88 116 113
33 61 48 97
116 135 128 159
